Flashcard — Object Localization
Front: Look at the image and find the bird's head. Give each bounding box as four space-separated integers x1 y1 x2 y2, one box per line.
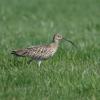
53 33 63 42
53 33 77 47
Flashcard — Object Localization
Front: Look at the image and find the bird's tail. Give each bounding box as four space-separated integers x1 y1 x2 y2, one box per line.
11 49 28 57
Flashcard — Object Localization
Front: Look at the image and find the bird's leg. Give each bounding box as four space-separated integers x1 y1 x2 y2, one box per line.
27 59 33 64
38 61 41 67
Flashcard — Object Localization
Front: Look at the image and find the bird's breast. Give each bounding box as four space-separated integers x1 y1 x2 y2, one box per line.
48 47 58 56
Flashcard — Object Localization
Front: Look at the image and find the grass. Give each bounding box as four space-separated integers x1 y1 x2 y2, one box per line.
0 0 100 100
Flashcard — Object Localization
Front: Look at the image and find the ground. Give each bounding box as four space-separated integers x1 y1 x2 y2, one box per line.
0 0 100 100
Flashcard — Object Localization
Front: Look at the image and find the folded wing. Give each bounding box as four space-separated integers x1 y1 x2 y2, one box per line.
11 45 54 60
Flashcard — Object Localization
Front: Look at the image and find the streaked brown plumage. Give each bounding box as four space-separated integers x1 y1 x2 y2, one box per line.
11 33 76 66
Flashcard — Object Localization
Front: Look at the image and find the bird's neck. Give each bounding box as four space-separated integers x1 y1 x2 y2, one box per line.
52 39 59 47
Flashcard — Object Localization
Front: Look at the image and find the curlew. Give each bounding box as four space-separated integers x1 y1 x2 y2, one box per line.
11 33 76 66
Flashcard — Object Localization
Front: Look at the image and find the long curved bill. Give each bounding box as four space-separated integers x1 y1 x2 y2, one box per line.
63 38 77 48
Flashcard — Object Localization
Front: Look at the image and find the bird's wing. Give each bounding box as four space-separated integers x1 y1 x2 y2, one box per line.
11 45 39 57
26 45 53 59
11 44 53 59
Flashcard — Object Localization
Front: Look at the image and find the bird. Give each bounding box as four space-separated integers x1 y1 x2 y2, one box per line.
11 33 76 66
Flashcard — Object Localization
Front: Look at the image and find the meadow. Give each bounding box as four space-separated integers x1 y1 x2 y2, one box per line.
0 0 100 100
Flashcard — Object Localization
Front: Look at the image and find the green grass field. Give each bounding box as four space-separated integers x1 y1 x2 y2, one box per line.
0 0 100 100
